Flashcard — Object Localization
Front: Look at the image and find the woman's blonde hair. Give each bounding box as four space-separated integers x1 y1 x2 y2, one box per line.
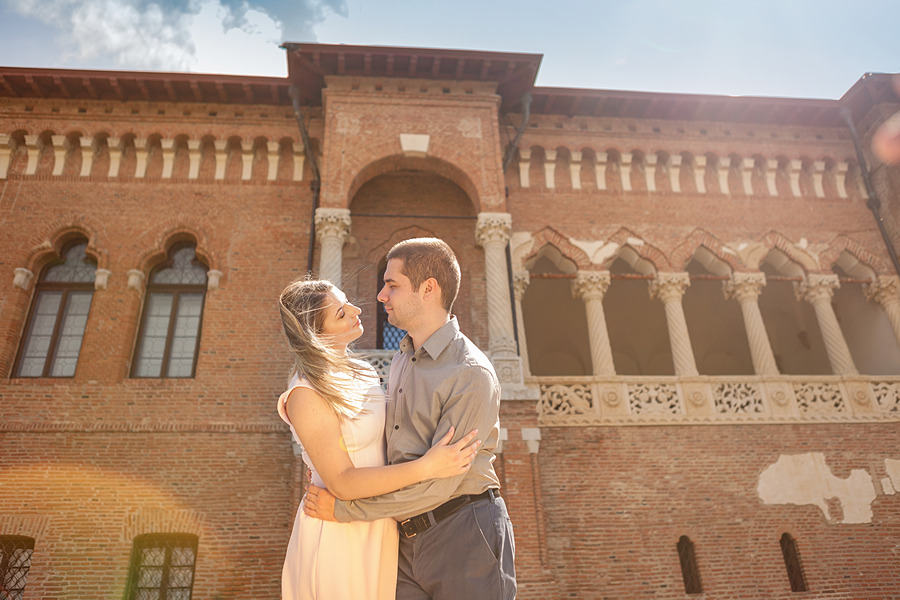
278 278 372 417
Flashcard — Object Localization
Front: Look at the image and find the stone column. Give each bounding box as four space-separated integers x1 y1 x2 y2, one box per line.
513 271 531 376
51 135 67 176
475 213 518 356
569 150 582 190
572 271 615 375
187 139 202 179
543 149 557 189
517 149 531 188
107 137 123 178
79 136 95 177
649 272 698 376
796 274 857 375
0 134 12 179
723 272 779 375
314 208 351 287
865 275 900 349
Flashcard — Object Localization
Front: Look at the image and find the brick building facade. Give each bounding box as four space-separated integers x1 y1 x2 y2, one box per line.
1 44 899 599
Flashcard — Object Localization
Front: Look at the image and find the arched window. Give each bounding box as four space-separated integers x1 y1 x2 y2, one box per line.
125 533 198 600
133 245 208 378
780 533 808 592
676 535 702 594
15 241 96 377
376 259 406 350
0 535 35 599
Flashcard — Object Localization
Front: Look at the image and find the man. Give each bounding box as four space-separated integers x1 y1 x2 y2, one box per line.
305 237 516 599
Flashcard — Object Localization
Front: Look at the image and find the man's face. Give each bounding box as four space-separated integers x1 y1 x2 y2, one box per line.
377 258 424 332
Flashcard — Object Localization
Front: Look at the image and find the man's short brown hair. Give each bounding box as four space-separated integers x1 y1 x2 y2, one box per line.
387 238 461 312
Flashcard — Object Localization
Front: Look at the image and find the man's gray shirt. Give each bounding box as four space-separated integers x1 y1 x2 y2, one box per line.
333 317 501 522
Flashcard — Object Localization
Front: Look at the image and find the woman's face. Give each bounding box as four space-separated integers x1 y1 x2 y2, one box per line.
319 288 364 349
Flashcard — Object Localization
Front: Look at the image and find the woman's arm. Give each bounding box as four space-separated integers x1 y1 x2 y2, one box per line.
286 386 479 501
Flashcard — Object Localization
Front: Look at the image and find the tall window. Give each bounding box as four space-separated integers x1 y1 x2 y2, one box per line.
676 535 703 594
377 260 406 349
125 533 198 600
15 242 96 377
133 245 207 378
780 533 808 592
0 535 35 600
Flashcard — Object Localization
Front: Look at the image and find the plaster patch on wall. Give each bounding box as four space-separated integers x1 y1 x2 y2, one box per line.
625 237 644 247
757 453 876 524
457 117 482 139
885 458 900 494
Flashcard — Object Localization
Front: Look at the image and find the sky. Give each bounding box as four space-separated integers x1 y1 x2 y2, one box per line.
0 0 897 100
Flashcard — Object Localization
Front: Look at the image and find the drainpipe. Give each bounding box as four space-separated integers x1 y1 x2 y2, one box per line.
502 93 533 355
289 84 322 275
840 107 900 279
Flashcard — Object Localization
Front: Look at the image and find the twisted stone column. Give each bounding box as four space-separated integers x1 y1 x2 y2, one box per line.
723 272 779 375
513 271 531 375
649 272 698 376
865 275 900 349
796 274 857 375
315 208 351 287
475 213 518 356
572 271 615 375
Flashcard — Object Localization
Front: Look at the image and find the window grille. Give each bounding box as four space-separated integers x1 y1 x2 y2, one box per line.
780 533 808 592
15 242 95 377
676 535 702 594
0 535 35 600
125 534 198 600
133 246 207 378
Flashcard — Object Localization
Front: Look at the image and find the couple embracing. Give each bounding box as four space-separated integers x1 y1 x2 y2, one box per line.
277 237 517 600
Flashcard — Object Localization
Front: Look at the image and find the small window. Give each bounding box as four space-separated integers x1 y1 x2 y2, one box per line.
125 533 198 600
0 535 35 600
780 533 808 592
15 242 96 377
133 245 207 378
376 260 406 350
676 535 702 594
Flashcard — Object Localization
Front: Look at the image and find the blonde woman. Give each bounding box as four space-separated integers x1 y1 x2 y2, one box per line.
277 279 479 600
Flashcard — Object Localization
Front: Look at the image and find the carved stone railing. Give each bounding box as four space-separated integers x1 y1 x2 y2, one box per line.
531 375 900 427
359 349 396 390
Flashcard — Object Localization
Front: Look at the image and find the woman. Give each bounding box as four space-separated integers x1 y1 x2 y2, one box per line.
277 279 478 600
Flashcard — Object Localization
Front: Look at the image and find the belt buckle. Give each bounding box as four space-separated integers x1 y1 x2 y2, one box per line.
399 518 417 538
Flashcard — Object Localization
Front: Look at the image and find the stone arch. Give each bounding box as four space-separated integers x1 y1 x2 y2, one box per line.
524 227 591 270
133 219 219 275
22 216 109 272
602 227 670 271
671 229 744 273
364 225 439 265
346 154 481 214
819 235 887 275
755 232 819 273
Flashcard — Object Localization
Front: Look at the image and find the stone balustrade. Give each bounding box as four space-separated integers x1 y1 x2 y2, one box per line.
359 352 899 427
530 374 900 426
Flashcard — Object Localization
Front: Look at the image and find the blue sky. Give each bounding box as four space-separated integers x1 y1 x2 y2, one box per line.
0 0 897 99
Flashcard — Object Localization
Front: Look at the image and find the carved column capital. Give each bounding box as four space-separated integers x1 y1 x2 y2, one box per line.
865 275 900 307
513 270 530 300
796 273 839 305
649 272 691 302
572 270 611 302
723 271 767 303
475 212 512 247
314 207 352 243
